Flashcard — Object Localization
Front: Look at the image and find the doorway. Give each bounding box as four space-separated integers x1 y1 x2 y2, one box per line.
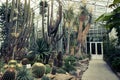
90 42 103 59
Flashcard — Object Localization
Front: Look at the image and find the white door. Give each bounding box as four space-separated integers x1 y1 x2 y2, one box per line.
90 42 103 59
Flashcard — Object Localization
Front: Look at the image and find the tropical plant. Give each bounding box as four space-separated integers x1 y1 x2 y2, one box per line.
96 0 120 45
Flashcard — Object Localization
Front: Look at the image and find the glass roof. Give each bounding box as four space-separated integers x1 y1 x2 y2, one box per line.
0 0 114 17
0 0 114 30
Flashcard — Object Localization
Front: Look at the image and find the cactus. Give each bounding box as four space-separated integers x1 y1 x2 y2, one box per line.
1 68 16 80
31 62 46 78
21 58 29 65
16 68 33 80
8 60 17 66
27 52 36 62
57 51 63 67
51 66 56 75
45 64 51 74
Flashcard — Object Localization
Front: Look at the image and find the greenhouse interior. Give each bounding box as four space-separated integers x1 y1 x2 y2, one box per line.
0 0 120 80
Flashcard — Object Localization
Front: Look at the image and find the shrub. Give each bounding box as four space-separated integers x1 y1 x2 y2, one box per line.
63 56 76 72
111 57 120 72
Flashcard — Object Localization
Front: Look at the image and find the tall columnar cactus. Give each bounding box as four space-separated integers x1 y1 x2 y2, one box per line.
1 68 16 80
57 51 63 67
31 62 46 78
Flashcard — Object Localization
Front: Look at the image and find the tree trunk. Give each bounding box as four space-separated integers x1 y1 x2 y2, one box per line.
42 1 45 39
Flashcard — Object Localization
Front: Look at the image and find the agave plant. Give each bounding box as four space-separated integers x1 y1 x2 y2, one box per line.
16 67 33 80
35 38 50 64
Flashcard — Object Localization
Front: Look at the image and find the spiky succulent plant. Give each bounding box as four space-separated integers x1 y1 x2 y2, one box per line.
16 68 33 80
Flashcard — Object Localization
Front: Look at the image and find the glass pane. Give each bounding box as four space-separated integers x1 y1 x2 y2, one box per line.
91 43 96 54
97 43 102 55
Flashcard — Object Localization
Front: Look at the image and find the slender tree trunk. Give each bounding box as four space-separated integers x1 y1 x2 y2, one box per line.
42 1 45 39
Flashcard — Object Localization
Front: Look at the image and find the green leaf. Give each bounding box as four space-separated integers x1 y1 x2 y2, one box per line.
113 0 120 4
96 13 113 22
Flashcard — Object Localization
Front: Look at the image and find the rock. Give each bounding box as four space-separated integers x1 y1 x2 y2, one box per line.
46 73 76 80
55 74 75 80
80 58 89 64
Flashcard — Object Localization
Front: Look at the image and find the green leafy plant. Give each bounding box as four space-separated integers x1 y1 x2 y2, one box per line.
96 0 120 45
111 57 120 72
63 56 76 72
